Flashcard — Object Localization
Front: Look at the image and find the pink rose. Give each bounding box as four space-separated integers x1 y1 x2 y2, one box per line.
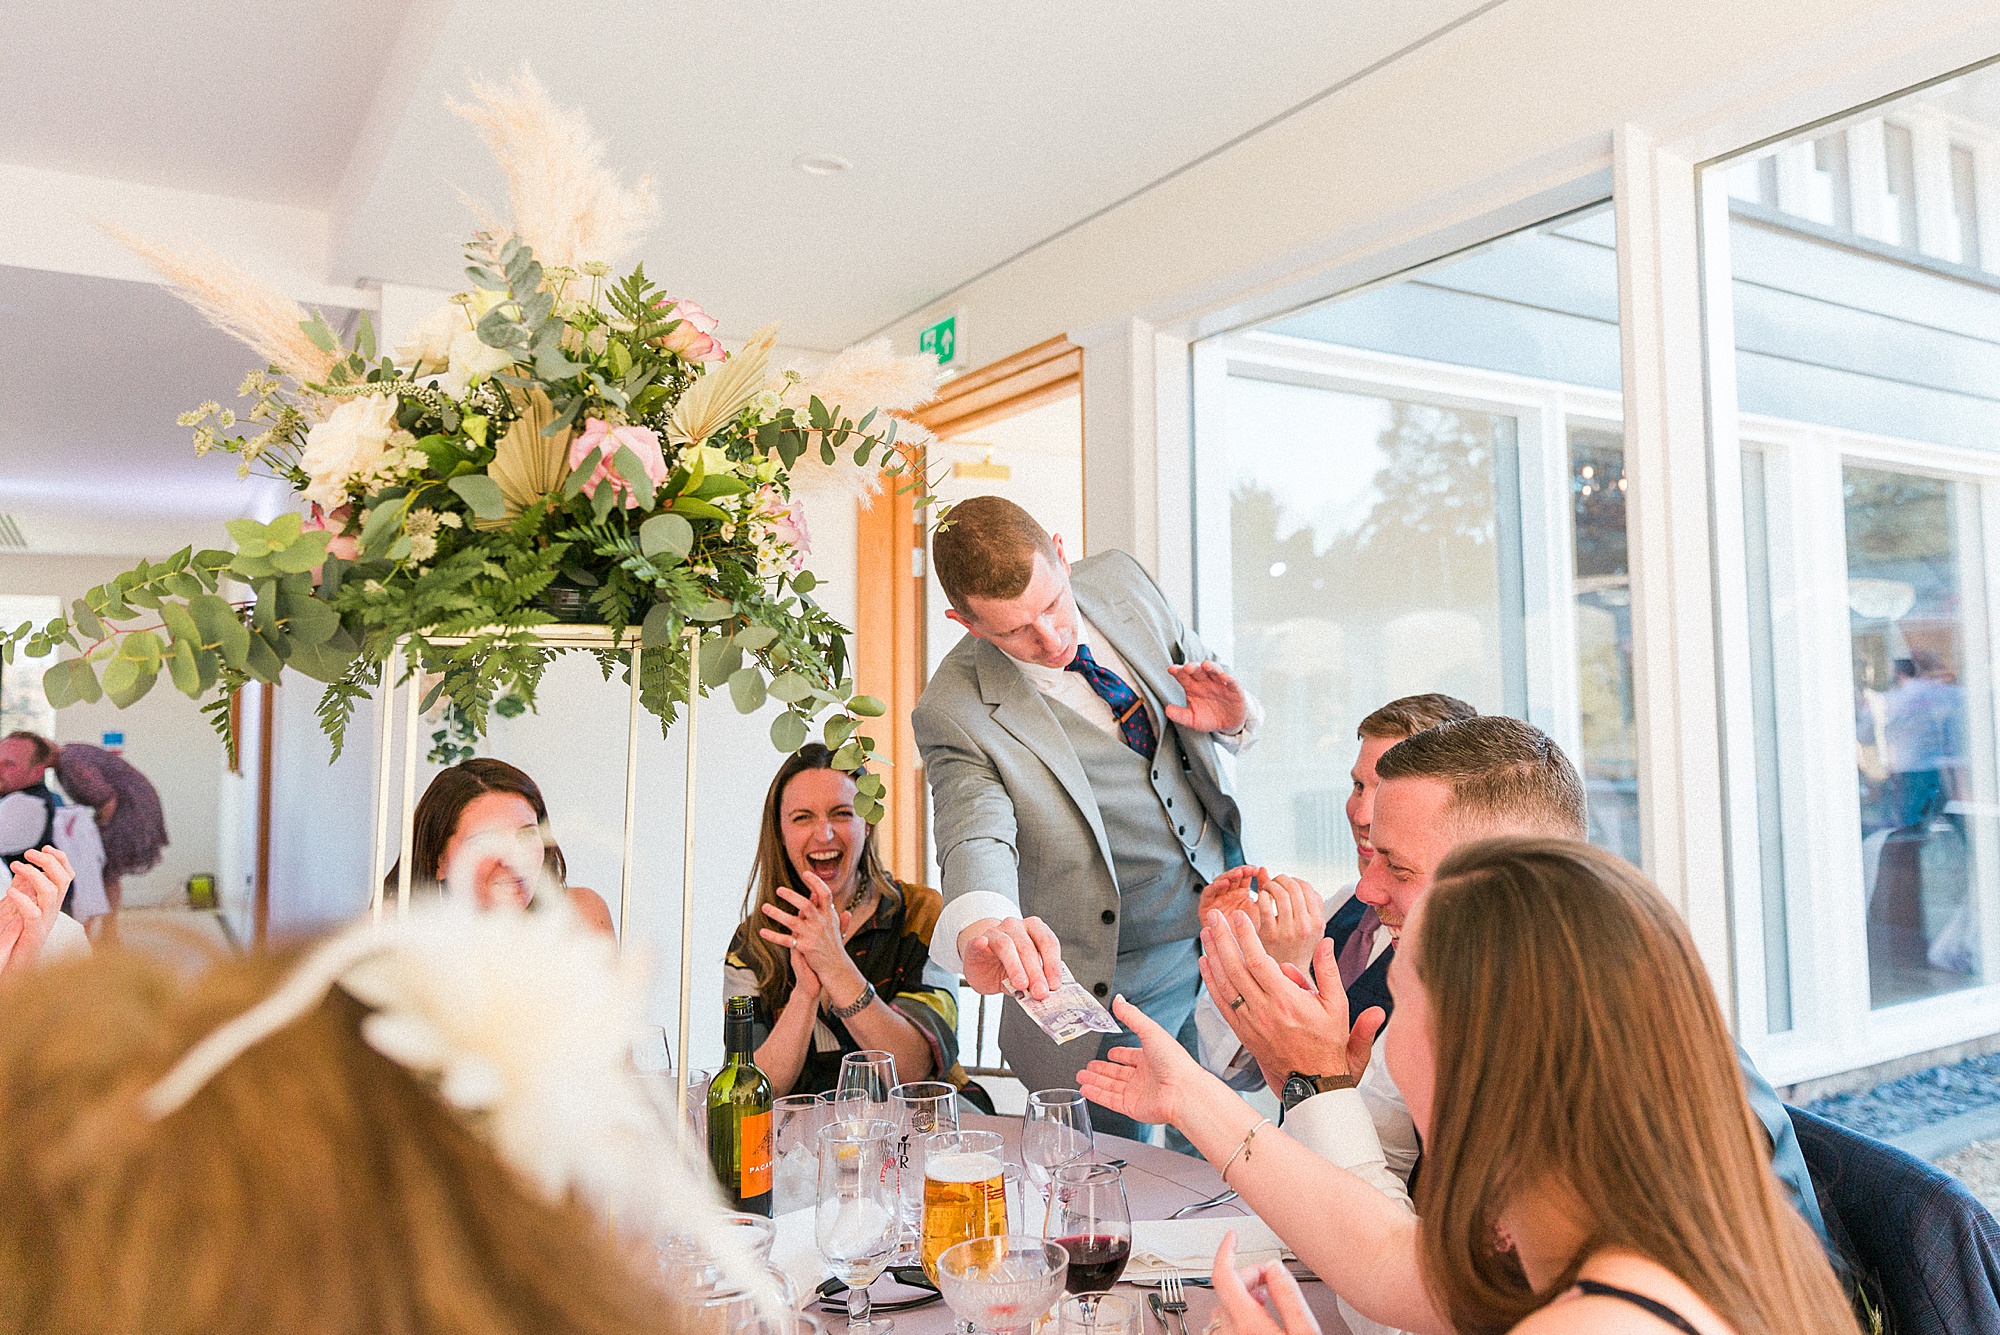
650 297 725 363
569 419 668 508
305 503 360 562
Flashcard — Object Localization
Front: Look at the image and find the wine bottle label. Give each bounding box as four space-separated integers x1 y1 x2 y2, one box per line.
739 1109 773 1197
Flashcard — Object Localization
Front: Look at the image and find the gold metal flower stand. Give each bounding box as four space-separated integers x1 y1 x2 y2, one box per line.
364 622 705 1129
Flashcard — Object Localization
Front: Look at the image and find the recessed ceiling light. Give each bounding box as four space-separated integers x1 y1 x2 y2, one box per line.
793 152 852 177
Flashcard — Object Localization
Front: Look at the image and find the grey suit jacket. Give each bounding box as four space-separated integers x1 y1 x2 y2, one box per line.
912 550 1245 1092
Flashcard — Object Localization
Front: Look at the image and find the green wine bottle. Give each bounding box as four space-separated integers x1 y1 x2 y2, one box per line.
707 995 774 1215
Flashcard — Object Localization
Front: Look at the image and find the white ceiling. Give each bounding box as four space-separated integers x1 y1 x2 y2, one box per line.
0 0 1498 553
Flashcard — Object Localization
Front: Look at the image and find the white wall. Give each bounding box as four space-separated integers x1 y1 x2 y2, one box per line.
876 0 1997 384
0 552 226 908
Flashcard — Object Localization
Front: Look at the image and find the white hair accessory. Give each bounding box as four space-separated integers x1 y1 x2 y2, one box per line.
140 893 777 1310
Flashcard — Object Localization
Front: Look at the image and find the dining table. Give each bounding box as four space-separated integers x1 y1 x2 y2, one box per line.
779 1112 1356 1335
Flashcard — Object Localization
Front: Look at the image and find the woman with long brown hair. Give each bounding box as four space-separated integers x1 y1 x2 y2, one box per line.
725 744 964 1098
387 758 613 933
1079 838 1860 1335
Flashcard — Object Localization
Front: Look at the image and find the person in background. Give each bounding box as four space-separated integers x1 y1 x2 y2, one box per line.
387 758 613 933
1194 693 1475 1090
52 741 168 914
0 847 82 975
915 496 1257 1135
0 733 63 862
1087 839 1862 1335
725 744 968 1099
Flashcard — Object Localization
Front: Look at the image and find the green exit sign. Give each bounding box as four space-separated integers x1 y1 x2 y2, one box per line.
919 313 960 370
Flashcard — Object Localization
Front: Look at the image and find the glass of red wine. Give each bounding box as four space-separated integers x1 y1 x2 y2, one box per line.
1043 1162 1132 1300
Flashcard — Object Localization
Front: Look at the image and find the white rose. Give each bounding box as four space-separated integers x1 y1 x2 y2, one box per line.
437 328 518 398
393 302 464 375
300 395 399 508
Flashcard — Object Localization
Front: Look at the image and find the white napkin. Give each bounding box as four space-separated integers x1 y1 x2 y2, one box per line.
1126 1217 1291 1283
772 1206 832 1299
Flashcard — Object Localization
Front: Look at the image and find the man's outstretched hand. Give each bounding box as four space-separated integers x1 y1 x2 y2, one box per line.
1164 661 1249 734
958 915 1066 999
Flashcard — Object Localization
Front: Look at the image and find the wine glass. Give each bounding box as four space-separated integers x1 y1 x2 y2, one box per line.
889 1081 958 1246
935 1236 1069 1335
1052 1293 1141 1335
1042 1163 1131 1296
837 1050 898 1123
815 1118 902 1335
1022 1089 1093 1199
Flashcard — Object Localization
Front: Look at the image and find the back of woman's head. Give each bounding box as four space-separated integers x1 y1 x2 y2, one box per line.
404 757 566 889
1411 837 1856 1335
0 945 664 1335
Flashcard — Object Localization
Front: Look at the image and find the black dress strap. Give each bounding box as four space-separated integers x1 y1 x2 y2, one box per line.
1571 1280 1703 1334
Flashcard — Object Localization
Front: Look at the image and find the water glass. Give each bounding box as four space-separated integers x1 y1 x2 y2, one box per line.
837 1050 899 1122
774 1094 826 1214
1022 1089 1093 1193
1042 1163 1131 1294
935 1235 1069 1335
816 1118 902 1335
1052 1293 1141 1335
890 1080 959 1238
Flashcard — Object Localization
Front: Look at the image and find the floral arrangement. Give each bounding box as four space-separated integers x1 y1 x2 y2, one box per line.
1 72 936 819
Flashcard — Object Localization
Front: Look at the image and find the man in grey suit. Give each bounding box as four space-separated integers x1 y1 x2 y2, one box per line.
914 496 1261 1137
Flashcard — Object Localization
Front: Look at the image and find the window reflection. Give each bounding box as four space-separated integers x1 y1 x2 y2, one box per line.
1221 379 1518 888
1845 465 1983 1007
1569 425 1638 864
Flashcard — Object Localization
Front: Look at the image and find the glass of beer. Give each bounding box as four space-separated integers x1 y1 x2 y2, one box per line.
919 1129 1008 1283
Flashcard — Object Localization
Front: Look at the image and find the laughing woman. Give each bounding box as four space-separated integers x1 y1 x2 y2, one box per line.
725 745 967 1098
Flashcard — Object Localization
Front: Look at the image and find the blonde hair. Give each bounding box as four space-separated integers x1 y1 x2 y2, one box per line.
1412 838 1859 1335
0 945 673 1335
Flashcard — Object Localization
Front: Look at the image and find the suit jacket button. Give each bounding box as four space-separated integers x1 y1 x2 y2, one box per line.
1093 982 1109 998
1101 909 1116 924
1177 824 1187 835
1165 797 1174 808
1151 770 1160 780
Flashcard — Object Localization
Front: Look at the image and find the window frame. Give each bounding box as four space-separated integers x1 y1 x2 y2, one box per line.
1190 324 1628 847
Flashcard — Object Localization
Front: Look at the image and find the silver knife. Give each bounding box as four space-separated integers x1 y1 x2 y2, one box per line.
1147 1292 1171 1334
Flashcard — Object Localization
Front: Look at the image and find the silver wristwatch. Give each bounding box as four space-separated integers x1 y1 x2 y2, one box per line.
827 980 877 1021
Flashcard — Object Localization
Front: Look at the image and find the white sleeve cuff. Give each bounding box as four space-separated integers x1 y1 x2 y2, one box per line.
928 890 1022 977
1280 1088 1413 1210
1214 689 1266 755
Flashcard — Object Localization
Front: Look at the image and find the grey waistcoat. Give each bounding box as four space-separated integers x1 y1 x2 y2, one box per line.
1046 691 1227 958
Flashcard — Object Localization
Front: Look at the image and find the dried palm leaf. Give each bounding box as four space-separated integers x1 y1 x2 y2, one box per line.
102 224 338 389
481 388 574 528
665 323 780 448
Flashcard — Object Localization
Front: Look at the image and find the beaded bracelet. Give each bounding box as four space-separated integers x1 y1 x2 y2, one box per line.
1219 1116 1271 1185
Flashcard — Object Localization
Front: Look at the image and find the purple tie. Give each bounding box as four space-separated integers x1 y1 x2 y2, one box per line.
1337 905 1382 988
1065 645 1158 760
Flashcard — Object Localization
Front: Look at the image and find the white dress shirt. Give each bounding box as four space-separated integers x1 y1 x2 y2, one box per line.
1280 1054 1417 1335
930 615 1263 975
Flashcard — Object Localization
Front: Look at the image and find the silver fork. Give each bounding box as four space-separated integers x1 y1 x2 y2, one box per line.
1160 1270 1192 1335
1169 1187 1238 1219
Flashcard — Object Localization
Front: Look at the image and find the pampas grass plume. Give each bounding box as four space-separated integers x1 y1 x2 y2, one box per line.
787 338 941 420
102 225 337 388
450 68 656 270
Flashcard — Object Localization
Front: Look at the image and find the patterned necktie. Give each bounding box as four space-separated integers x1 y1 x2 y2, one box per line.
1065 644 1158 760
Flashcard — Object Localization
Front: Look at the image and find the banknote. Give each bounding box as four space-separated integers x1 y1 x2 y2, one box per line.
1008 966 1122 1045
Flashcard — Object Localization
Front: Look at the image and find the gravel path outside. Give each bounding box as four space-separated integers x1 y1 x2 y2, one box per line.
1937 1140 2000 1212
1803 1052 2000 1139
